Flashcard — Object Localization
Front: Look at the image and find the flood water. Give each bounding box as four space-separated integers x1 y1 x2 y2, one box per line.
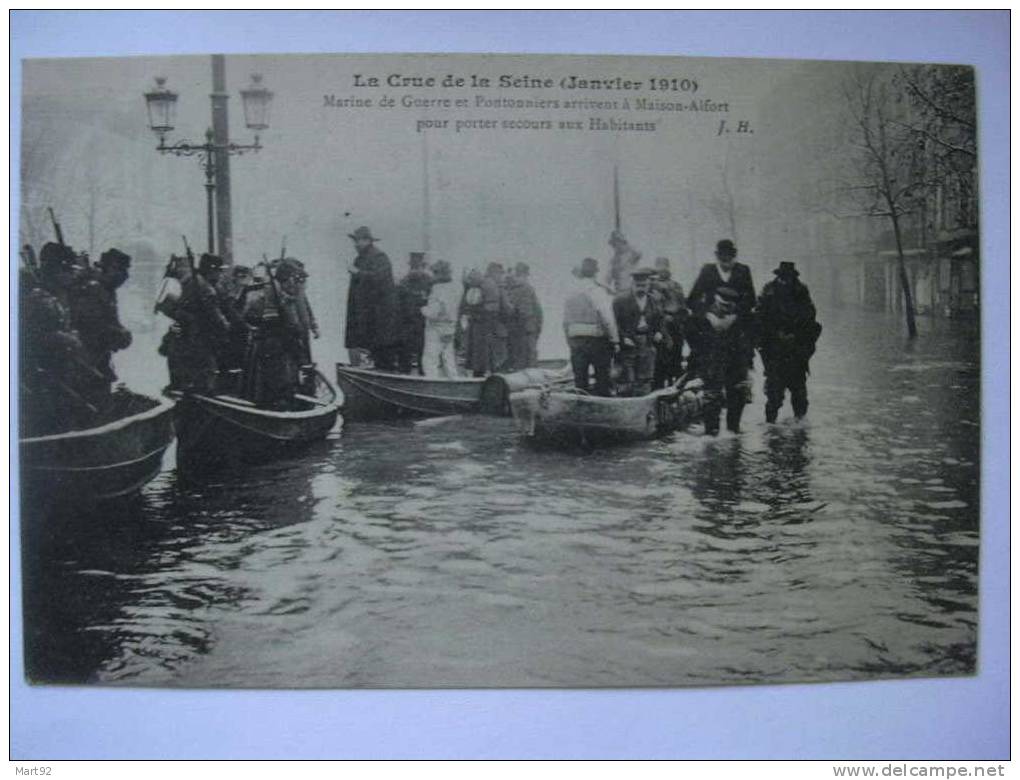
19 309 980 688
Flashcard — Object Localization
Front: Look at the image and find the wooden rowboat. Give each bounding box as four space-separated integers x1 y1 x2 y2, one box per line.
335 365 484 419
19 390 176 503
509 382 701 447
335 362 571 420
171 369 342 469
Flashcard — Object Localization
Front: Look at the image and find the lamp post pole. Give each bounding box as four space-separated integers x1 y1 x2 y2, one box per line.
211 55 233 264
202 130 217 254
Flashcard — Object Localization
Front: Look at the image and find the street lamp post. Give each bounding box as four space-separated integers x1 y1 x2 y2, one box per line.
143 65 273 258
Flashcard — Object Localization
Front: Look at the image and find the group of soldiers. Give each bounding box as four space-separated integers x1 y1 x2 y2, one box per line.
19 241 133 435
344 226 544 378
564 235 822 435
156 251 320 409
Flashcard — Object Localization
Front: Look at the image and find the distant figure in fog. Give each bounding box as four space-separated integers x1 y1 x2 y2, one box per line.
605 229 642 294
756 261 822 423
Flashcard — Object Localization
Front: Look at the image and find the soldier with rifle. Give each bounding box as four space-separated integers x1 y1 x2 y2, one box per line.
157 239 230 394
243 257 306 408
72 247 134 404
19 242 97 434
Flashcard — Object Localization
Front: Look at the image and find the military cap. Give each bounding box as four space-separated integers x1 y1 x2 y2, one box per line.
486 262 505 275
715 239 737 256
409 251 427 267
198 253 224 273
630 266 656 278
275 259 303 281
430 259 452 281
98 248 131 269
654 256 671 270
39 242 76 268
514 262 530 275
348 226 379 242
608 229 627 246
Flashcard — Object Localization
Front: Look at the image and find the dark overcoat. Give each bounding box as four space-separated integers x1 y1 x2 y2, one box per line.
345 245 401 350
756 279 821 370
688 262 756 318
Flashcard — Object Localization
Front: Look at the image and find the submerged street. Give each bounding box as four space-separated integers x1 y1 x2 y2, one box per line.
20 309 979 688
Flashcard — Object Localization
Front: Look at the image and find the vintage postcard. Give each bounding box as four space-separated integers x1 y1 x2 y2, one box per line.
18 52 979 688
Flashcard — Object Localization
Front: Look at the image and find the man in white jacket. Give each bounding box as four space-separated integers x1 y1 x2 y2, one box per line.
563 257 620 396
421 259 462 378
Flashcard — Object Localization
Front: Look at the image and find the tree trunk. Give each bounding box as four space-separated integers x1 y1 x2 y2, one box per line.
889 209 918 338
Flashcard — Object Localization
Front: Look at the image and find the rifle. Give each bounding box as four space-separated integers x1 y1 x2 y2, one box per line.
181 235 196 277
48 207 89 269
48 207 66 247
279 236 287 262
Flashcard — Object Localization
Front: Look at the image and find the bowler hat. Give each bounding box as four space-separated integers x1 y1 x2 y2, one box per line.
715 239 737 256
579 257 599 277
348 226 379 242
774 261 799 278
654 256 671 270
98 248 131 269
609 230 627 246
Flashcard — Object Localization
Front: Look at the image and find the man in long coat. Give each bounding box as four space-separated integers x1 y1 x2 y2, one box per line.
397 252 433 374
504 261 543 370
344 226 401 371
461 262 511 377
756 261 822 422
687 239 756 378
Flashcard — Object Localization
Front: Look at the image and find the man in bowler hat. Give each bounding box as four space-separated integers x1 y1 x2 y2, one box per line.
756 261 822 422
